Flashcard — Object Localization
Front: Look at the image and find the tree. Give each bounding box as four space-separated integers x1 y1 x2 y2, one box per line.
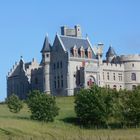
6 94 23 113
122 86 140 127
75 85 115 127
27 90 59 122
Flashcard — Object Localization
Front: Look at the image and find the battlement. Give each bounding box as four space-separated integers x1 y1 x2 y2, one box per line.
7 58 39 77
61 25 82 37
120 54 140 62
102 62 124 69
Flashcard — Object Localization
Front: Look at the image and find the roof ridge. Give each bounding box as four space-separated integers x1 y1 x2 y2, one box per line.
60 35 87 40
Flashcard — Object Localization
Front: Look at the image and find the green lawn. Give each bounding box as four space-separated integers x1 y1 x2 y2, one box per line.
0 97 140 140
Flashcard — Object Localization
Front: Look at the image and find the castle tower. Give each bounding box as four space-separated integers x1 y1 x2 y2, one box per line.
41 35 51 94
106 45 116 63
74 25 82 37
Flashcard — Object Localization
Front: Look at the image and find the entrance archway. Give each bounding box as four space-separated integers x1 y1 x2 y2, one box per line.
87 76 96 87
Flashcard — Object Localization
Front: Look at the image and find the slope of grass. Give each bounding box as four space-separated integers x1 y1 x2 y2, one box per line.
0 97 140 140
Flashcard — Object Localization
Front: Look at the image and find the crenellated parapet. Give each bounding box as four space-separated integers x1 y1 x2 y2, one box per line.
102 62 124 70
120 54 140 62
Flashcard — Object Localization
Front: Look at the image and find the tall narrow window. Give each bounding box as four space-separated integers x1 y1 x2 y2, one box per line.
57 76 60 88
60 61 62 68
54 76 56 89
107 72 109 80
54 81 56 89
113 73 116 81
118 73 123 81
57 62 59 69
61 75 63 88
103 72 105 80
61 80 63 88
54 63 56 70
35 77 38 85
132 63 134 67
131 73 136 81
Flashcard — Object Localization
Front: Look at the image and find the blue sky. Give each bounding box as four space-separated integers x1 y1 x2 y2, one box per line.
0 0 140 101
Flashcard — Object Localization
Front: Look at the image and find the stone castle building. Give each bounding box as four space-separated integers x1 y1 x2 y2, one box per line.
7 25 140 99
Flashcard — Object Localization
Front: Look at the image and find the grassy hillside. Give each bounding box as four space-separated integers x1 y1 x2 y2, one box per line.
0 97 140 140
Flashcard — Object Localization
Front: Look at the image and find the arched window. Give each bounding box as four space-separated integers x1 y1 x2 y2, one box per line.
131 73 136 81
113 85 117 90
87 76 95 87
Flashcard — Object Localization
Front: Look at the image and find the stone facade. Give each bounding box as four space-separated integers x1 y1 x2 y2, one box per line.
7 25 140 99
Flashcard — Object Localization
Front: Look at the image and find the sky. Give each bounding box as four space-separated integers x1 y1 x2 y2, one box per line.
0 0 140 101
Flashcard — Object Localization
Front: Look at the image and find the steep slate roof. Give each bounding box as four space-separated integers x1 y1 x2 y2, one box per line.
41 35 51 53
106 46 116 57
111 56 121 63
59 35 96 58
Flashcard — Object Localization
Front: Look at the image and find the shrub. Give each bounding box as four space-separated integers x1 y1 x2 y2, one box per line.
121 86 140 127
75 85 115 127
27 90 59 122
75 85 140 128
6 94 23 113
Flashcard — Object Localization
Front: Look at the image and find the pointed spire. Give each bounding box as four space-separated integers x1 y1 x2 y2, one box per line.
41 34 51 53
20 55 23 60
106 45 116 57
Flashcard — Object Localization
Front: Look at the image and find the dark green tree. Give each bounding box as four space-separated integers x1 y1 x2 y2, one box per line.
75 85 115 127
122 86 140 127
27 90 59 122
6 94 23 113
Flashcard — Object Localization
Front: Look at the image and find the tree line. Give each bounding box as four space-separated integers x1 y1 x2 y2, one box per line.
6 85 140 128
75 85 140 128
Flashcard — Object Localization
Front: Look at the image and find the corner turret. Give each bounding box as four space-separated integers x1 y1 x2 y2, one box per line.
41 35 51 94
106 46 116 63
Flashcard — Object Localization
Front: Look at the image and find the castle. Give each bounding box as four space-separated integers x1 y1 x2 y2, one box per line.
7 25 140 99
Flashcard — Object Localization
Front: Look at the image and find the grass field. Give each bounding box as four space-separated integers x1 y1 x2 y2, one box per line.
0 97 140 140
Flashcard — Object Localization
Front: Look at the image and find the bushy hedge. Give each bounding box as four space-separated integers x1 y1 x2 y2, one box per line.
75 85 140 128
6 94 23 113
27 90 59 122
119 87 140 127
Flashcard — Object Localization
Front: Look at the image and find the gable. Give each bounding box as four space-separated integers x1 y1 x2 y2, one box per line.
52 34 66 52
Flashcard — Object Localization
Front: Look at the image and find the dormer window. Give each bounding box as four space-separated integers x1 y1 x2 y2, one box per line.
87 47 92 59
80 46 85 58
73 45 77 57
